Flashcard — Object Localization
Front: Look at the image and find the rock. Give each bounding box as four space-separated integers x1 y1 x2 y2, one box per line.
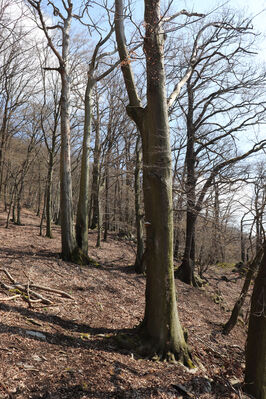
26 330 46 340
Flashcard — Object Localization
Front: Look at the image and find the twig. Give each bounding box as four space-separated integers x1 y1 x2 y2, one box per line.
0 268 74 305
0 269 16 284
0 294 21 301
30 284 75 299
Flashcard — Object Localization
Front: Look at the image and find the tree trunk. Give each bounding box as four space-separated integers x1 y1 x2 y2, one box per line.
59 64 77 260
223 247 263 335
134 135 145 273
0 101 9 198
140 3 190 360
76 79 94 255
175 210 196 285
244 243 266 399
40 187 47 237
96 182 102 247
175 81 197 285
103 148 110 242
90 98 101 230
46 152 53 238
16 173 26 226
115 0 191 364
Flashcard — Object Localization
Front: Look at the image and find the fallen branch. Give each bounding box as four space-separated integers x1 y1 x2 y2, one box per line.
0 294 21 301
0 268 74 306
30 284 75 299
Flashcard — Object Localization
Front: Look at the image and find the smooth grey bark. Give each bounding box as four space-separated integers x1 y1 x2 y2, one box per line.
115 0 191 363
96 182 103 247
59 37 77 260
27 0 78 262
244 243 266 399
103 129 112 242
76 27 119 254
90 102 101 230
45 151 54 238
76 80 94 254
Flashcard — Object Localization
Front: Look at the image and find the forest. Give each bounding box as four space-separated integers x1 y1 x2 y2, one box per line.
0 0 265 398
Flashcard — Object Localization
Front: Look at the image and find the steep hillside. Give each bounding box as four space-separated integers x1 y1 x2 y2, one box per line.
0 209 253 399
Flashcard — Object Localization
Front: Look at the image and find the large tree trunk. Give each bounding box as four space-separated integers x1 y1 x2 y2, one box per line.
139 1 190 361
59 63 77 260
244 243 266 399
115 0 191 364
76 80 94 255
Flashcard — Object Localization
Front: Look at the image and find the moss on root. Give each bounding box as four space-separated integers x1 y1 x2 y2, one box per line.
66 247 100 267
113 330 194 367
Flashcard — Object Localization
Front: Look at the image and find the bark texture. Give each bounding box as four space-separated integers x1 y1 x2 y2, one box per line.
244 243 266 399
134 135 144 273
115 0 191 363
76 80 94 255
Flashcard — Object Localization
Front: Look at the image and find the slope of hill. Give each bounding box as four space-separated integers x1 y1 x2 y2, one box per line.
0 209 253 398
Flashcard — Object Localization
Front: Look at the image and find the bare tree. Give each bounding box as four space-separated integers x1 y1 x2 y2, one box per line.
26 0 81 261
169 14 266 285
115 0 194 363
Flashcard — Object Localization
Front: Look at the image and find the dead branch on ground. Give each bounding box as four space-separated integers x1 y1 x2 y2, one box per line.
0 268 75 307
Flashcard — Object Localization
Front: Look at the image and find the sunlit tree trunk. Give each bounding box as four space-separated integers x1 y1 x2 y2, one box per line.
115 0 191 363
76 80 94 254
90 103 101 230
59 57 77 260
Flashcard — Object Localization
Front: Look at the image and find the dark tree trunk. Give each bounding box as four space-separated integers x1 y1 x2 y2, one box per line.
175 80 197 286
175 210 196 285
244 243 266 399
223 247 263 335
46 152 54 238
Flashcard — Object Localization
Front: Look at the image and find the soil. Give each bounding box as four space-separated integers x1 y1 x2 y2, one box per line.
0 208 254 399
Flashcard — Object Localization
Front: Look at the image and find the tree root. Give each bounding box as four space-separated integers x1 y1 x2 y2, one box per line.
114 329 193 367
68 247 100 267
0 268 75 306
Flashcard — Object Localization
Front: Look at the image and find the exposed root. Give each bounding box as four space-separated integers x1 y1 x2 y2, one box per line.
114 330 194 367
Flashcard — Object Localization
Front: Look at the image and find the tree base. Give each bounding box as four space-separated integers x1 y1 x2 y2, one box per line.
175 261 203 287
62 247 100 267
114 328 194 367
134 258 146 274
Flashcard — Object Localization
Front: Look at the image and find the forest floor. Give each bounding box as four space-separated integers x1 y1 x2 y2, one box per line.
0 208 254 399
